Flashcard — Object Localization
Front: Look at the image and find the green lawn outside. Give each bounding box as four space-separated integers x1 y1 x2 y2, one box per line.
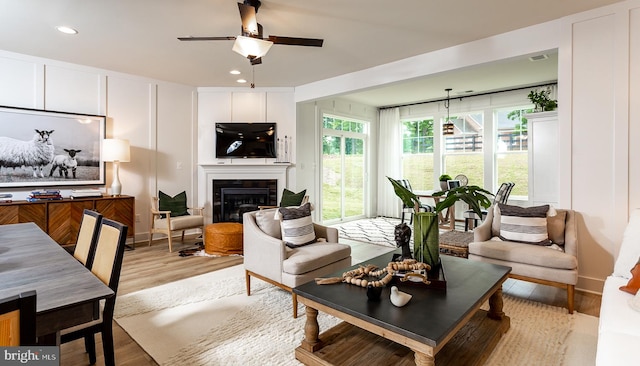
322 153 529 221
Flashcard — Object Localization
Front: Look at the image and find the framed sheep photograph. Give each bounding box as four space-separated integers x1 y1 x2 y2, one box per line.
0 106 106 188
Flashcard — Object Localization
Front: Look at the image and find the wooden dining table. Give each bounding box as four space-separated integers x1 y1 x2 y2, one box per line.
0 222 114 345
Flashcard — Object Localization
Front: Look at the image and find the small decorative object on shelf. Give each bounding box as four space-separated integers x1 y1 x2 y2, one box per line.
0 193 13 203
27 190 62 201
528 87 557 112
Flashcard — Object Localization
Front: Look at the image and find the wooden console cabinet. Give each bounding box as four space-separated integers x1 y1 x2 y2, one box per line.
0 195 135 246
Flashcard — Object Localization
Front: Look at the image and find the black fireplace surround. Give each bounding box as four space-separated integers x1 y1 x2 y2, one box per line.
212 179 277 223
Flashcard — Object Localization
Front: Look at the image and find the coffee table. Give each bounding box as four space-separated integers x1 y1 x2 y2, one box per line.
293 251 511 366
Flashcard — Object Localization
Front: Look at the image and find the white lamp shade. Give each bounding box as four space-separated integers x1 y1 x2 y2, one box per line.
103 139 130 162
232 35 273 58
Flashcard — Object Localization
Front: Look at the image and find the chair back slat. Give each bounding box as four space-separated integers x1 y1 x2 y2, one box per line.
73 209 103 268
493 182 515 204
91 219 128 292
0 291 36 346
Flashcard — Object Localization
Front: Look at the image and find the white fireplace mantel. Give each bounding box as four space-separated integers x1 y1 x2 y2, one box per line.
198 163 290 223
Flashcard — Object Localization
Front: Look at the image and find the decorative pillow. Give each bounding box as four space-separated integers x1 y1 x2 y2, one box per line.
547 210 567 245
255 208 281 239
159 191 189 217
620 259 640 295
613 209 640 279
498 203 551 245
276 202 316 248
280 189 306 207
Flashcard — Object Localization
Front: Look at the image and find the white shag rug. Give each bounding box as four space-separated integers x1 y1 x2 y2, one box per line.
114 265 598 366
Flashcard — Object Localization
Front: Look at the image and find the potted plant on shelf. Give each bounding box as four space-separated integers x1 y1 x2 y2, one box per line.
528 88 557 112
388 177 493 268
439 174 452 191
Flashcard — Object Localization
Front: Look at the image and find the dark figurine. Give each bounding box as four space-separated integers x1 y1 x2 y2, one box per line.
394 222 413 260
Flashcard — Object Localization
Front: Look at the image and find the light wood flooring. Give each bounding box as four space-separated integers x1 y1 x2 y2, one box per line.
60 235 601 366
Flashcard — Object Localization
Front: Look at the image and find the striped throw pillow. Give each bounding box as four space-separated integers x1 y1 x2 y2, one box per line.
498 203 551 245
277 203 316 248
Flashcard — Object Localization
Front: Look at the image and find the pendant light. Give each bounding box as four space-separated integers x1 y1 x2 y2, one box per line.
443 88 455 136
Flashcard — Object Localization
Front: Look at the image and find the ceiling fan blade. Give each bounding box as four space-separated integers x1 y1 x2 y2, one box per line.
178 36 236 41
267 35 324 47
238 2 259 36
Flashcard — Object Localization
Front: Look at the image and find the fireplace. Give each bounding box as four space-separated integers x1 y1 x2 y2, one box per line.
213 179 277 223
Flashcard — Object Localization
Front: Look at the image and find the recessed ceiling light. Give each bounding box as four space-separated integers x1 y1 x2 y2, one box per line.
237 79 247 84
230 70 241 75
56 26 78 35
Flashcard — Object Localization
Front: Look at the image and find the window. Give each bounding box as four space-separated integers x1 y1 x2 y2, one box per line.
442 112 484 186
322 115 368 222
495 106 531 198
401 119 434 191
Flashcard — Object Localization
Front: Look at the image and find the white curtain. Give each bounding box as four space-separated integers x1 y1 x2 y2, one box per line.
377 107 402 218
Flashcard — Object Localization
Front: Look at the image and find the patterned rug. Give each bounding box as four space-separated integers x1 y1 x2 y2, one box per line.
333 217 401 247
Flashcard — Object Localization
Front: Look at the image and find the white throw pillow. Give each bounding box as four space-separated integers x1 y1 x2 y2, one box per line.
630 290 640 313
613 208 640 279
276 203 316 248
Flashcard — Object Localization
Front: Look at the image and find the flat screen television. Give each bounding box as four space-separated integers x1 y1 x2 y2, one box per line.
215 122 277 158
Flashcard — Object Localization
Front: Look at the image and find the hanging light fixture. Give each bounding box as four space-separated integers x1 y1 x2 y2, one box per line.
443 88 455 136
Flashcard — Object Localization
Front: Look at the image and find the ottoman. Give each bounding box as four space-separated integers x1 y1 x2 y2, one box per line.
204 223 243 255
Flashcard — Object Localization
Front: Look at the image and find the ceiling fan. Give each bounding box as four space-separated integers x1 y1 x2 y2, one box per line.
178 0 324 65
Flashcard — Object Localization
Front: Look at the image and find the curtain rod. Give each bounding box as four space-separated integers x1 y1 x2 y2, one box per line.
379 81 558 110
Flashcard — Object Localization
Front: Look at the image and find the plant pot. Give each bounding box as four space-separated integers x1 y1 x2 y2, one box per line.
412 212 440 268
440 181 449 191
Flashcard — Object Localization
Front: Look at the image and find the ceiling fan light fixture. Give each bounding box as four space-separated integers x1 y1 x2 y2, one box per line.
232 35 273 59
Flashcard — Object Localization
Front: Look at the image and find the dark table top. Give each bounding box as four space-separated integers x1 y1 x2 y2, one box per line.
294 251 511 347
0 222 114 316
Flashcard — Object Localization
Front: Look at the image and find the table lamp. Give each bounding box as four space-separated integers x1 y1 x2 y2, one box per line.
103 138 130 196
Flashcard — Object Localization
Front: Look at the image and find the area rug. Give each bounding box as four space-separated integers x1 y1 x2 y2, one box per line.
333 216 401 247
114 265 598 366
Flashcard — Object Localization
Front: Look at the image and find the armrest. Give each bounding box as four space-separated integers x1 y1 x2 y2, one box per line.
258 205 278 210
151 210 171 219
474 204 494 242
188 206 204 215
243 212 286 282
314 223 339 243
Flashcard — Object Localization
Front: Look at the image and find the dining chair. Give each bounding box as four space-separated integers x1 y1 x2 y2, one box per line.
398 179 433 224
61 219 128 366
463 182 515 231
0 290 37 346
73 209 103 268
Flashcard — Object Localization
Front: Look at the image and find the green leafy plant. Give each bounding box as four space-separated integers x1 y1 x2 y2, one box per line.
387 177 493 217
438 174 452 182
527 88 557 112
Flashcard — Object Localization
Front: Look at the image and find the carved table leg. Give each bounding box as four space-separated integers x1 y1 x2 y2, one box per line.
413 348 435 366
300 306 322 352
488 287 505 320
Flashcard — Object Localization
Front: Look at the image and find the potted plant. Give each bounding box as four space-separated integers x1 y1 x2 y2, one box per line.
527 88 557 112
388 177 493 268
439 174 452 191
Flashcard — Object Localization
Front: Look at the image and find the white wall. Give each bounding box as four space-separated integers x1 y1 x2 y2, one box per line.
0 50 197 242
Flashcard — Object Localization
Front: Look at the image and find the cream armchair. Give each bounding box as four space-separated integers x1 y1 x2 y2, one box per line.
149 196 204 252
468 205 578 313
243 209 352 318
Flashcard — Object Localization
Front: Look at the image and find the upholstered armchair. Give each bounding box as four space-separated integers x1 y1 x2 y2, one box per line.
149 191 204 252
243 208 352 318
468 204 578 313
